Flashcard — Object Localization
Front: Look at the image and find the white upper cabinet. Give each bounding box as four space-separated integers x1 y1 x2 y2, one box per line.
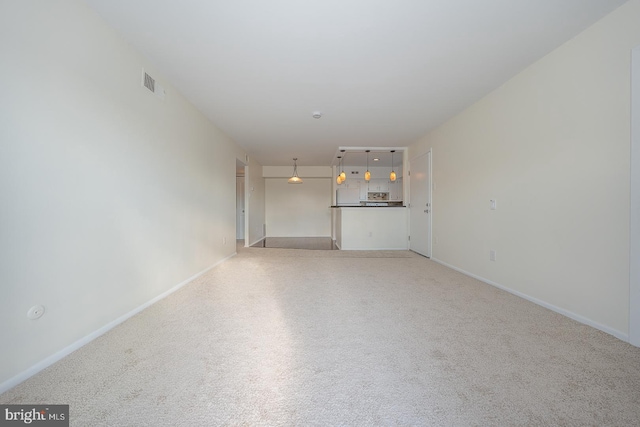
369 178 389 192
389 178 403 200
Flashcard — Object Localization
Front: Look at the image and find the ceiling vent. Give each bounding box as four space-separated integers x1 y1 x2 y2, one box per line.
142 69 165 100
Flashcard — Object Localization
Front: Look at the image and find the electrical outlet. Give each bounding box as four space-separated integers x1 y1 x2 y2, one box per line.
223 237 227 245
490 250 496 261
490 199 497 210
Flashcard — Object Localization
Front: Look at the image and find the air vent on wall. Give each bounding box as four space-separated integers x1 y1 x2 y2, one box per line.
142 69 165 100
143 72 155 92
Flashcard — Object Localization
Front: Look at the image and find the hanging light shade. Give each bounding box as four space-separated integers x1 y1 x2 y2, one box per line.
364 150 371 181
336 156 344 185
389 150 397 182
288 158 303 184
339 150 346 181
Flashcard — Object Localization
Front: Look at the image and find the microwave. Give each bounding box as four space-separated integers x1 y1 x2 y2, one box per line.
367 192 389 201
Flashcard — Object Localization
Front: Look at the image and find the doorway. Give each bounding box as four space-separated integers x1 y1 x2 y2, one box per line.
409 150 432 257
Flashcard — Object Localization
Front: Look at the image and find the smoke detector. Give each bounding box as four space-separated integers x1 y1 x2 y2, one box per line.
312 111 322 119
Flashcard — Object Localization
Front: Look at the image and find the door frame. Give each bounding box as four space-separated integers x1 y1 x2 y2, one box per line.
236 158 248 248
236 176 245 240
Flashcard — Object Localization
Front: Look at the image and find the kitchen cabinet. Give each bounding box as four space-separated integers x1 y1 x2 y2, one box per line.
341 179 360 189
369 178 389 192
388 178 403 200
359 180 369 200
339 175 402 201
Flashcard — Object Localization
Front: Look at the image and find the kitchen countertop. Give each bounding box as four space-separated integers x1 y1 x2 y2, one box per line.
330 205 406 208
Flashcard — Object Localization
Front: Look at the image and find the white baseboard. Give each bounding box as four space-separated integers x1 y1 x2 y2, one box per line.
430 257 629 343
340 247 409 250
264 235 333 238
0 254 235 395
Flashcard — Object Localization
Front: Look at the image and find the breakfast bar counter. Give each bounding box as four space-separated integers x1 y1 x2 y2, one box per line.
333 206 408 250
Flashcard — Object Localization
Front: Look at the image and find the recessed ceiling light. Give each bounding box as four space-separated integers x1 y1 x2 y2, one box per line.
373 158 380 161
312 111 322 119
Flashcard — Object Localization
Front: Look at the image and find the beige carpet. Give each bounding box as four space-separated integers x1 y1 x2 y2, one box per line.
2 246 640 426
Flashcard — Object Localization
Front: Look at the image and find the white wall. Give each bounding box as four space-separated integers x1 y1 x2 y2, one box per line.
265 178 332 237
409 0 640 339
263 166 332 238
0 0 247 389
630 46 640 346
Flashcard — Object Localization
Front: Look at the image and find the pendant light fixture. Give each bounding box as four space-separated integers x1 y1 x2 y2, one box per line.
339 150 346 181
389 150 397 182
288 158 303 184
336 156 344 185
364 150 371 181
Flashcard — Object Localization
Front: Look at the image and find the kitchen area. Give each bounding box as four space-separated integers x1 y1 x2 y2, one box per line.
331 149 408 250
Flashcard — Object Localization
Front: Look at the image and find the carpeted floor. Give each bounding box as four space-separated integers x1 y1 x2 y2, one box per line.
2 246 640 426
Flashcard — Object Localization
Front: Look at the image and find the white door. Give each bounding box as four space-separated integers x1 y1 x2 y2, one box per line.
410 151 431 257
236 177 245 240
